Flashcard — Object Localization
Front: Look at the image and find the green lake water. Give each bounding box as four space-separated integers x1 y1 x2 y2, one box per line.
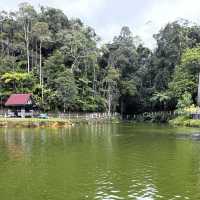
0 123 200 200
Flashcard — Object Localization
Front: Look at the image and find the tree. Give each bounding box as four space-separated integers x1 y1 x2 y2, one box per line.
18 2 36 73
2 3 200 115
103 66 119 115
43 50 65 88
179 47 200 105
40 7 69 35
0 72 35 94
168 65 196 99
101 26 140 114
54 70 77 112
32 21 49 86
60 26 98 73
176 92 193 111
150 92 171 110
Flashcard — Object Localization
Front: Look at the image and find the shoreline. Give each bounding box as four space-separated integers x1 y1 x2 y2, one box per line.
169 116 200 128
0 117 120 128
1 118 200 140
2 116 200 130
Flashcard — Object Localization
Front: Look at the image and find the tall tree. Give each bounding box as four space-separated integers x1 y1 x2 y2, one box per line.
18 3 36 73
103 66 119 115
32 21 49 85
178 47 200 105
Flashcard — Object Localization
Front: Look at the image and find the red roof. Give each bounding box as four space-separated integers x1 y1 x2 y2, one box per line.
5 94 32 106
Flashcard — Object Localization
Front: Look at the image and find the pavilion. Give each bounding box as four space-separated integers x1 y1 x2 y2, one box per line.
5 94 34 117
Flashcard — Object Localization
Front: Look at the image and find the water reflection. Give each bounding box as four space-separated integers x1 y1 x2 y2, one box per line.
0 124 200 200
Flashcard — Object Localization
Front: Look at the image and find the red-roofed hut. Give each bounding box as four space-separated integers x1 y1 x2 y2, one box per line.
5 94 34 117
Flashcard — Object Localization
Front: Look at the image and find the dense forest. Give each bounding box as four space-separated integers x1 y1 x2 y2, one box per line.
1 3 200 115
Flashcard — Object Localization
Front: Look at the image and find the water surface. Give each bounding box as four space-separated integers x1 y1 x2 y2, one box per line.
0 123 200 200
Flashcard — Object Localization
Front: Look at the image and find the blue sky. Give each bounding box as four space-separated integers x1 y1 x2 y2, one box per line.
1 0 200 48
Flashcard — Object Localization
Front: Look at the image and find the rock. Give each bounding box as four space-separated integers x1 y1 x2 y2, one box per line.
50 121 73 128
0 122 7 127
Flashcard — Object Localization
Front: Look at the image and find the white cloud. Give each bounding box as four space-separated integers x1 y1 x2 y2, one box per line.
45 0 106 20
134 21 157 49
0 0 106 18
138 0 200 48
97 24 122 43
95 0 200 49
1 0 200 49
147 0 200 24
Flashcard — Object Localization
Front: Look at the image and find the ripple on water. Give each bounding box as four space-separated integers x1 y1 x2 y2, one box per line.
0 125 200 200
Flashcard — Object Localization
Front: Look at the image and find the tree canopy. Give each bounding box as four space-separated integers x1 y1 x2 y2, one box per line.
1 4 200 114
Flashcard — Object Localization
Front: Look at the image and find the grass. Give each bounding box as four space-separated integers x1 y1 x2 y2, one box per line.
0 117 73 128
0 117 71 123
0 116 120 128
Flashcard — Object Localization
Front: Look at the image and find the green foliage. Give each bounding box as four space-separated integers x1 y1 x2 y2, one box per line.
181 46 200 68
169 65 196 98
169 115 200 128
151 92 171 104
176 92 193 116
43 51 65 88
1 5 200 114
168 46 200 108
32 22 49 41
54 70 77 111
169 115 191 126
0 72 35 95
150 92 172 110
177 92 193 110
120 79 137 96
134 112 174 123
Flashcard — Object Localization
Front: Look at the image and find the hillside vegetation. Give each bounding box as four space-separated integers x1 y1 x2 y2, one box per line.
1 3 200 115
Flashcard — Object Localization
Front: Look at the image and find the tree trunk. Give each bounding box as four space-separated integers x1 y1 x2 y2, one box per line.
108 84 111 117
41 77 44 103
93 62 96 97
26 38 30 73
35 41 38 71
120 97 124 117
39 41 42 86
7 37 9 57
197 72 200 106
64 103 66 113
24 25 30 73
0 22 3 56
31 49 34 70
39 41 44 104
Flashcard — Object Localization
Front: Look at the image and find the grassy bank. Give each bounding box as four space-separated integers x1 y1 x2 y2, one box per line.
0 117 120 128
169 116 200 128
0 117 74 128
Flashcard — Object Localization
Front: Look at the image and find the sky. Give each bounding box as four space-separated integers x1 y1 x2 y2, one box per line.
1 0 200 49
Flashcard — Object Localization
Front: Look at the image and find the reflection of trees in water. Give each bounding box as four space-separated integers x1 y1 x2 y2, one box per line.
1 125 200 199
1 124 117 157
2 128 42 160
3 128 25 160
2 127 73 159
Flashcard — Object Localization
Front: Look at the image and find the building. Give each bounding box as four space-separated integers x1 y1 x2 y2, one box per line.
5 94 34 117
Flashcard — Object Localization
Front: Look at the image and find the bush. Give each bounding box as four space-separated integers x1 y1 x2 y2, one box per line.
135 112 174 123
169 115 200 127
169 116 190 126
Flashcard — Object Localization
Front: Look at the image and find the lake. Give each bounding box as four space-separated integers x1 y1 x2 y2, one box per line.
0 123 200 200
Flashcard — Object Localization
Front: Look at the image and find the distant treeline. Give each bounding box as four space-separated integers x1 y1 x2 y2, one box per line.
0 3 200 114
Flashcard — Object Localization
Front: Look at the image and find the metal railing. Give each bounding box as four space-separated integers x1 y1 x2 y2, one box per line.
0 110 120 119
51 112 120 120
123 111 176 121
